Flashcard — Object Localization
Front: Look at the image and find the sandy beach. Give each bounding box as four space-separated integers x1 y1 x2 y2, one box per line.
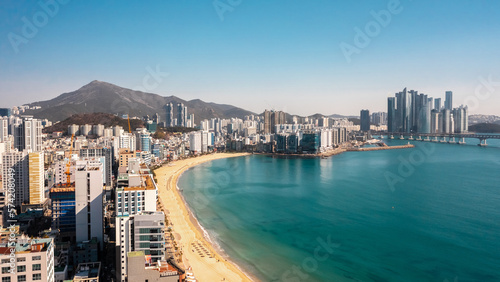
154 152 254 282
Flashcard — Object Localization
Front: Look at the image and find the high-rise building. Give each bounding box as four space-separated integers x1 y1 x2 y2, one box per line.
165 103 174 127
360 110 370 132
93 124 105 137
14 116 42 152
434 98 442 111
416 94 431 133
264 110 272 134
453 105 468 133
442 109 451 133
0 108 11 118
80 147 113 187
139 133 151 152
388 89 450 134
445 91 453 110
153 113 160 125
0 238 55 282
50 186 76 241
0 117 8 143
430 110 442 133
387 97 396 132
263 110 286 134
79 124 92 136
120 133 136 150
116 211 165 282
177 103 188 127
1 151 29 207
28 152 45 205
75 161 103 249
395 88 412 133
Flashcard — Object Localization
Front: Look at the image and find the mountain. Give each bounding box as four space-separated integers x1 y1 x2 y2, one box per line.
468 123 500 133
23 80 255 123
468 114 500 125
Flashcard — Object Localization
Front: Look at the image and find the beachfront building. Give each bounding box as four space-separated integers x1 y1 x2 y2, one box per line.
0 237 55 282
115 170 159 282
127 251 183 282
116 211 166 282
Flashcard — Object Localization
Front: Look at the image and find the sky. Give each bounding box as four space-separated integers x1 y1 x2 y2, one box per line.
1 0 500 116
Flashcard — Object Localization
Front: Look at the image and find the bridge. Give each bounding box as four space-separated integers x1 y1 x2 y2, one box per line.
374 132 500 146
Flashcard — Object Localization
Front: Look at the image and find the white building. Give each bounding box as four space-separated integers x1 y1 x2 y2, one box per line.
116 212 166 282
14 116 42 152
0 117 8 143
1 151 29 211
68 124 79 136
120 133 136 150
75 161 103 249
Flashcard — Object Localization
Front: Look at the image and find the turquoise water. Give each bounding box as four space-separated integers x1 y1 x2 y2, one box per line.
178 138 500 282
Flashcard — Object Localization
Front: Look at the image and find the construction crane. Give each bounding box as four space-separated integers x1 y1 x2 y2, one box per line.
65 134 74 186
128 114 132 133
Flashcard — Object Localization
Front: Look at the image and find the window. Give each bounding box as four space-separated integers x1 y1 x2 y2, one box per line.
17 265 26 272
1 259 9 263
17 275 26 282
16 257 26 262
32 264 41 271
1 267 9 274
2 277 11 282
32 273 42 280
32 256 41 261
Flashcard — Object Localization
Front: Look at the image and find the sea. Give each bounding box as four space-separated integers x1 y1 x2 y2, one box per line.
178 136 500 282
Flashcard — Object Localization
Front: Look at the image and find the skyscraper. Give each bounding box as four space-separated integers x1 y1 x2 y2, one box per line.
442 109 451 133
360 110 370 132
177 103 188 127
0 117 8 142
453 105 468 133
0 108 11 117
434 98 442 111
14 116 42 152
2 151 29 206
264 110 272 134
387 97 396 132
28 152 45 205
388 89 447 134
416 94 431 133
395 88 412 133
263 110 286 134
165 103 174 127
445 91 453 110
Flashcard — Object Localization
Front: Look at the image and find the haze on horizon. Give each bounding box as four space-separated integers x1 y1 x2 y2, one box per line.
1 0 500 116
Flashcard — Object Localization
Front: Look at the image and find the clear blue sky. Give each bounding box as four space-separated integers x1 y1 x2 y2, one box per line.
1 0 500 116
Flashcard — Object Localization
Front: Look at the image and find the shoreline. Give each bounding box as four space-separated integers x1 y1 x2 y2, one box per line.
154 152 255 282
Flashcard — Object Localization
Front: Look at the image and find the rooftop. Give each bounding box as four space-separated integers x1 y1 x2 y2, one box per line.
0 237 52 255
74 262 101 281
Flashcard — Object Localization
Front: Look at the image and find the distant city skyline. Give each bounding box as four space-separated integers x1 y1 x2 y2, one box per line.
1 1 500 116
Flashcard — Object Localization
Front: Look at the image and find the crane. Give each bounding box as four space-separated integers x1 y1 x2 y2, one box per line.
65 134 74 186
128 114 132 133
